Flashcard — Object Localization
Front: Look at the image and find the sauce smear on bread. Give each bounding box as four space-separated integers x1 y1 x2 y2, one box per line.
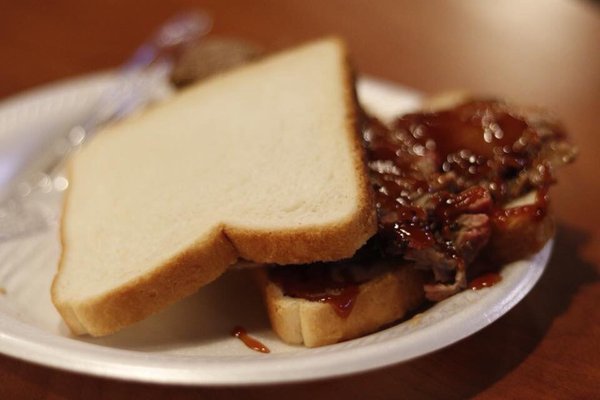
269 264 362 318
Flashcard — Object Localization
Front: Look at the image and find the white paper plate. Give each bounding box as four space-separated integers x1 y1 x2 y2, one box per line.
0 73 552 385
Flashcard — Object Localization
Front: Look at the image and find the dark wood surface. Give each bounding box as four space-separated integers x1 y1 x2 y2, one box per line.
1 1 598 399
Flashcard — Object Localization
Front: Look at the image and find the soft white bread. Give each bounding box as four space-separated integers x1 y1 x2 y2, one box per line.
52 37 376 336
257 264 425 347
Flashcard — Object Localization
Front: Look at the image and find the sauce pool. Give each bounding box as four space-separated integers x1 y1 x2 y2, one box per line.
469 272 502 290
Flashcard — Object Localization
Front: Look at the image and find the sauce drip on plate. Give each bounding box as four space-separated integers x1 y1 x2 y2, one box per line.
231 326 270 353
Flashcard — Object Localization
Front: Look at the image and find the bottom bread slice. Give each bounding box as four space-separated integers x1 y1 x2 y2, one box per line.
256 265 425 347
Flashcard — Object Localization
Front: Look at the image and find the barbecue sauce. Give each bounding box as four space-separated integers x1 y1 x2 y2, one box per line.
269 264 361 318
269 98 570 309
364 99 556 262
231 326 270 353
469 272 502 290
297 286 359 318
493 184 550 226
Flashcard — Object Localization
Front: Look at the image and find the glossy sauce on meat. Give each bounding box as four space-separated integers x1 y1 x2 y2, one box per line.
366 100 554 246
271 98 573 308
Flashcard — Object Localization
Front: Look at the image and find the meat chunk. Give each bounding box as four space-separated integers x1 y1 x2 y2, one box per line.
453 213 491 263
362 98 576 301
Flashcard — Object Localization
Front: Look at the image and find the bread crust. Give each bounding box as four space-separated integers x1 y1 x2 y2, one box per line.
486 206 555 265
52 37 377 336
223 40 376 264
53 224 238 336
257 265 425 347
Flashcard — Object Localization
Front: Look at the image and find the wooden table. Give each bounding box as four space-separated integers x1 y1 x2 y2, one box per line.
1 1 598 398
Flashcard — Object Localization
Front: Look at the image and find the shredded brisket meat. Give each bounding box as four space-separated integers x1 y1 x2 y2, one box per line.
363 99 576 300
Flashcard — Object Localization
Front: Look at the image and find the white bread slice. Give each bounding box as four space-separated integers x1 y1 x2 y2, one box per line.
256 264 425 347
52 37 376 336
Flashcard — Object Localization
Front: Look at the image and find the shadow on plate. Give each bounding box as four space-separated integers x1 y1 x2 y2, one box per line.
78 269 271 352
